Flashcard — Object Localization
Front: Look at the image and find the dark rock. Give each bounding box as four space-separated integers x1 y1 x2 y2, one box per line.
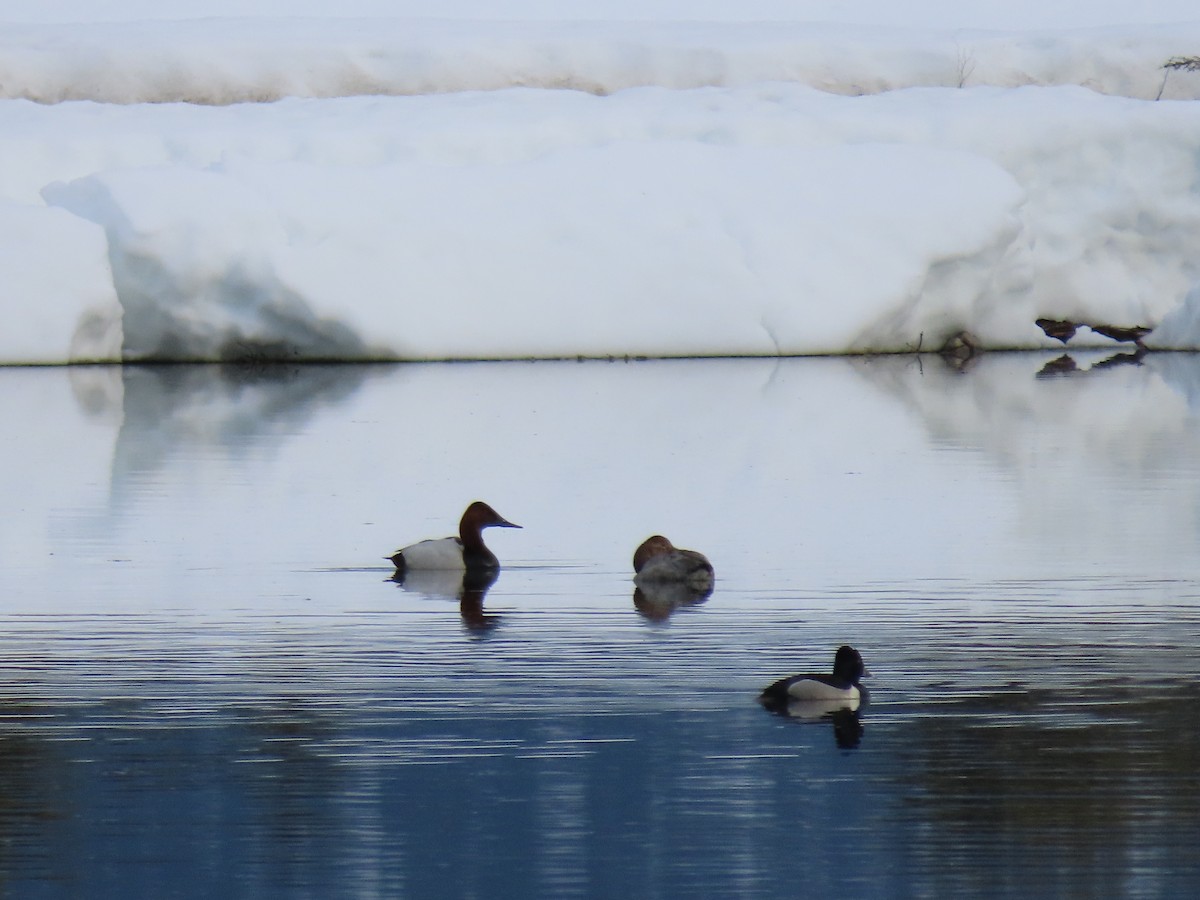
1035 318 1079 344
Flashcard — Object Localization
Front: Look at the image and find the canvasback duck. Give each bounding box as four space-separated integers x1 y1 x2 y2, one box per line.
388 501 520 575
632 535 714 592
759 646 870 705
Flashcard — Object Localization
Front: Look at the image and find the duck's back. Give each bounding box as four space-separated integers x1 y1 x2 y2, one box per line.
634 549 714 591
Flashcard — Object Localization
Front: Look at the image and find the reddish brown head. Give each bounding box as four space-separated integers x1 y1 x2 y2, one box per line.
633 535 676 573
454 501 521 570
459 501 520 543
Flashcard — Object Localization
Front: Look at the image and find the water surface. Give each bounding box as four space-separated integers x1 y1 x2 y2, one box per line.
2 353 1199 897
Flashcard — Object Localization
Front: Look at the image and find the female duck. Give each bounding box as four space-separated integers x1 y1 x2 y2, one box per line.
759 645 870 705
389 501 520 575
632 535 714 592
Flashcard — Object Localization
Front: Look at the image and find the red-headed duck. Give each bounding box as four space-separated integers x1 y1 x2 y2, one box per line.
389 501 520 574
759 646 870 706
632 535 714 592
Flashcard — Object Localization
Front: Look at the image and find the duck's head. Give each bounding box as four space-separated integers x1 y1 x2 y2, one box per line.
832 645 869 684
633 535 676 573
460 501 521 535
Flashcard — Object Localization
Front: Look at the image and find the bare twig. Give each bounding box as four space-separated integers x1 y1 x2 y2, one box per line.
1157 56 1200 100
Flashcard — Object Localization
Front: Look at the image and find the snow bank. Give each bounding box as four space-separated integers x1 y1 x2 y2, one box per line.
0 200 121 363
10 0 1200 29
2 2 1200 362
2 19 1200 105
44 141 1026 359
15 83 1197 361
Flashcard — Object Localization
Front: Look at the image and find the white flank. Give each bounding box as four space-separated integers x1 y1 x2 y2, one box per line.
395 537 465 571
786 679 860 703
781 697 862 720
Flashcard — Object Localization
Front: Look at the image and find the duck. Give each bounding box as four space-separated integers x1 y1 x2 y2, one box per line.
759 645 870 706
388 501 520 575
632 535 714 592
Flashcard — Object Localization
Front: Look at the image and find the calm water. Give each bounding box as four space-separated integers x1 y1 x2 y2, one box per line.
3 352 1200 898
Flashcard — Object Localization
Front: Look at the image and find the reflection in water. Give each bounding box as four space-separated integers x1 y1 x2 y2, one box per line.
1036 353 1079 377
892 682 1200 898
6 355 1200 896
67 364 124 423
1036 349 1146 379
828 706 865 750
0 704 61 886
759 697 867 750
632 581 713 622
1090 348 1147 371
4 604 1195 898
29 352 1200 598
110 362 373 485
391 566 503 632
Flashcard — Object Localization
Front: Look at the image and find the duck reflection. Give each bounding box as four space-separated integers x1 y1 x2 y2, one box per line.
389 567 502 633
758 695 867 750
632 581 713 622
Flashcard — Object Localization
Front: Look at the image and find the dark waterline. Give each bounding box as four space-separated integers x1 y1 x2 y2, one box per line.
2 356 1199 897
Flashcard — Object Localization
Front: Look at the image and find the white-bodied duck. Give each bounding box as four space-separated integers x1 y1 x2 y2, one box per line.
759 645 870 706
389 501 520 575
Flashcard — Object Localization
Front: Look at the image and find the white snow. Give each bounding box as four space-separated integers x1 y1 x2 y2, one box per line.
3 2 1200 362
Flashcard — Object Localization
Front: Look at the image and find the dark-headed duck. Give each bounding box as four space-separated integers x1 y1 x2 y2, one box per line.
389 501 520 574
759 645 870 705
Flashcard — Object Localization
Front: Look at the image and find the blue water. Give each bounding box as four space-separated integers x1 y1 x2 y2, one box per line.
2 354 1200 897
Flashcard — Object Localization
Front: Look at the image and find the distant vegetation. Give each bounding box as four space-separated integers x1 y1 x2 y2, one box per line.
1158 56 1200 99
